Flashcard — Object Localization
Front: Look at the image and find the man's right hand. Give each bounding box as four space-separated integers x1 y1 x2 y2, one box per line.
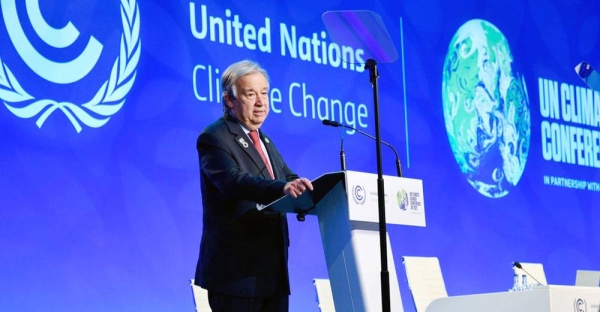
284 178 314 198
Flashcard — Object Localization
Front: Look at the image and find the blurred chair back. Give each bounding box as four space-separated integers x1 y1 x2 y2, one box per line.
575 270 600 287
189 279 211 312
313 278 336 312
515 262 547 286
402 256 448 312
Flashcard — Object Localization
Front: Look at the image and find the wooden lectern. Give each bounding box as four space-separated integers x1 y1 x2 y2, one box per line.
266 170 426 312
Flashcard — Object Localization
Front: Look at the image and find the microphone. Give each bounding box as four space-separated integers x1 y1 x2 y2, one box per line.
322 119 403 177
322 120 348 170
513 261 545 286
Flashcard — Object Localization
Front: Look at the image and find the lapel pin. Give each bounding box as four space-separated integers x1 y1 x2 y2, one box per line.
238 137 249 148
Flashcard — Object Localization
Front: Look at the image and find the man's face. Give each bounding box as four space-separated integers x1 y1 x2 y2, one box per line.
226 72 269 130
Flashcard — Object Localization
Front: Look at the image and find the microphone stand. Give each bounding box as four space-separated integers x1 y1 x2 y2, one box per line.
365 58 391 312
340 128 347 171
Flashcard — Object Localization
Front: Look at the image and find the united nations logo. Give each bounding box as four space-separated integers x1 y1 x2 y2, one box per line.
0 0 141 132
351 185 366 205
396 189 408 211
574 298 587 312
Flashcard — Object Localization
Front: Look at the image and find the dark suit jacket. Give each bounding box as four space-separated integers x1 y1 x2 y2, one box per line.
194 113 299 298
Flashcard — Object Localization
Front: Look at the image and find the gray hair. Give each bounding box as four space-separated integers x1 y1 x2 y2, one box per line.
221 60 270 111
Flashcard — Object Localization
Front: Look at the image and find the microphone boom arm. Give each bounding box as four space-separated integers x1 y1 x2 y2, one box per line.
322 119 403 177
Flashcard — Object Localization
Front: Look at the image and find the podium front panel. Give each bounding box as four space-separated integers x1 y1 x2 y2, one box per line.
345 170 426 226
426 285 600 312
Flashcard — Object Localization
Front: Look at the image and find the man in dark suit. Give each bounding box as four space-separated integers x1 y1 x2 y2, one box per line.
194 60 313 312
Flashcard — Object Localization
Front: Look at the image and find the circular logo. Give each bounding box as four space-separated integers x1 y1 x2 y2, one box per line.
396 189 408 211
442 19 531 198
352 185 366 205
0 0 141 132
574 298 587 312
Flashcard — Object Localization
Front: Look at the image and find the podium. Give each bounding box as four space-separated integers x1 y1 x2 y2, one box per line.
425 285 600 312
267 170 426 312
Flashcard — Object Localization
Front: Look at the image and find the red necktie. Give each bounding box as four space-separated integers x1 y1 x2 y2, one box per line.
249 130 274 179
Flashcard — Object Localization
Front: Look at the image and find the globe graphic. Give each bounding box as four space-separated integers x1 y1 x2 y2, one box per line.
397 190 408 211
442 19 531 198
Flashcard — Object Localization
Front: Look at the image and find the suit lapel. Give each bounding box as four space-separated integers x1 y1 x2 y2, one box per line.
223 114 273 179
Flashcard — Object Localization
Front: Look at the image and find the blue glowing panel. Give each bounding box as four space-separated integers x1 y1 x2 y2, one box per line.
1 0 599 311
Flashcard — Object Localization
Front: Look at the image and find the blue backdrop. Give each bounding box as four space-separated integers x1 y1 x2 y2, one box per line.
1 0 599 311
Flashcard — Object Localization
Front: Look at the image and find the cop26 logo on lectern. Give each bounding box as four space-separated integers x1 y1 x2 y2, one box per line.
0 0 141 132
442 19 531 198
351 185 366 205
574 298 587 312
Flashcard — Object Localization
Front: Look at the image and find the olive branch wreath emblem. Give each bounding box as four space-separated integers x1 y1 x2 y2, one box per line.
0 0 141 133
